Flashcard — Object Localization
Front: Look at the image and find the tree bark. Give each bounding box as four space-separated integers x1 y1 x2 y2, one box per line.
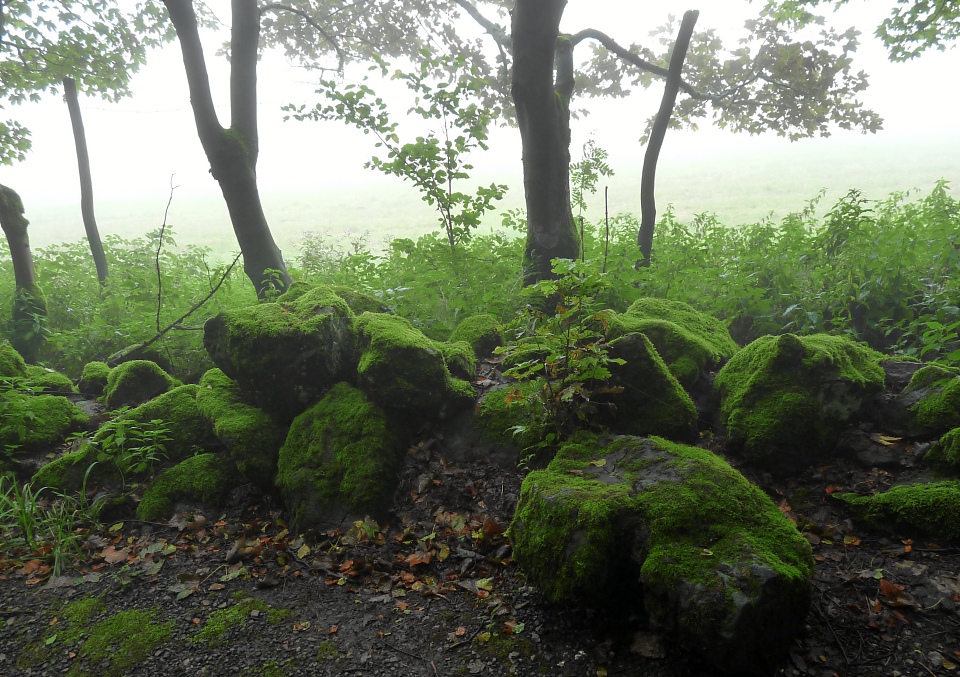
512 0 580 286
163 0 291 298
0 184 47 361
63 77 109 283
638 10 699 265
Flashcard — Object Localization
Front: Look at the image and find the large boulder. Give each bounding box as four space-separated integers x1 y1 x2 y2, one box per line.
203 286 358 422
508 434 813 675
449 314 503 357
196 368 287 487
104 360 178 409
0 340 27 379
0 392 89 452
78 361 111 398
884 364 960 437
611 298 739 388
838 481 960 543
598 332 699 443
354 312 474 420
714 333 885 470
137 453 243 521
275 383 401 532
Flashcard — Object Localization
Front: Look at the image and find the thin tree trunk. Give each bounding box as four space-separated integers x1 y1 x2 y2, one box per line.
638 10 699 265
163 0 291 298
63 77 109 283
0 184 47 361
512 0 580 286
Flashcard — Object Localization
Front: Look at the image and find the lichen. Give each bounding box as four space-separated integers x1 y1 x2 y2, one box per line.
275 382 401 531
137 453 241 521
714 333 885 466
103 359 178 409
449 314 504 357
838 481 960 542
196 368 286 485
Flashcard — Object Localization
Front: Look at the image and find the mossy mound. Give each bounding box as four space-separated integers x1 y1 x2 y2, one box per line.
354 312 473 420
838 481 960 542
450 314 503 357
31 443 101 493
104 360 178 409
78 361 111 397
433 340 476 381
0 340 27 378
613 298 739 388
275 383 401 532
196 368 287 486
137 453 243 521
889 364 960 437
0 393 89 452
25 365 76 394
203 285 358 422
330 285 390 315
598 332 698 443
925 427 960 474
107 343 174 375
508 434 812 675
714 333 885 469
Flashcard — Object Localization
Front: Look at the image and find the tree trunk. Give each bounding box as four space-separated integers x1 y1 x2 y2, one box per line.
638 10 699 265
64 77 109 283
0 184 47 362
512 0 580 286
163 0 291 298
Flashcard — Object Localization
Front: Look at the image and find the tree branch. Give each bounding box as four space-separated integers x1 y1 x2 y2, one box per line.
260 2 346 72
451 0 511 50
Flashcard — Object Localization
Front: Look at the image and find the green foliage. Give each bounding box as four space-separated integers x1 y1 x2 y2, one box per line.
93 414 171 487
570 139 614 218
288 54 507 253
497 260 625 460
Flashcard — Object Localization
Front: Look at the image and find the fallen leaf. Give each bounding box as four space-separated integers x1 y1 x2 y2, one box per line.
296 543 311 559
455 626 467 637
588 458 607 467
101 547 129 564
293 621 311 632
209 583 225 591
869 433 901 446
843 535 861 546
328 626 338 635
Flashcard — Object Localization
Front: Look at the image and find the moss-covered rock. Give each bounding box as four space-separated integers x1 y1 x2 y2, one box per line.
137 453 242 521
31 443 101 493
0 340 27 378
196 368 287 486
598 332 699 443
925 427 960 474
474 381 544 451
78 361 111 397
203 285 358 422
838 481 960 542
354 312 474 420
275 280 313 304
330 285 390 315
275 383 401 532
104 360 178 409
887 364 960 437
508 434 812 675
25 365 76 394
612 298 739 388
433 339 476 381
714 333 885 470
450 314 503 357
106 343 174 375
0 392 89 452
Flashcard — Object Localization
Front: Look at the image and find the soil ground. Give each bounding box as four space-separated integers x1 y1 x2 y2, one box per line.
2 383 959 676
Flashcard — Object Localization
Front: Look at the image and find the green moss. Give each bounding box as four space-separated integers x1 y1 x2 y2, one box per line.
450 314 504 357
0 341 27 378
714 333 885 465
31 442 101 492
926 427 960 474
196 368 286 485
69 609 174 677
316 640 339 659
192 597 290 644
474 381 543 449
137 453 241 521
275 280 313 304
903 365 960 434
0 392 89 451
25 365 76 394
78 361 111 397
203 285 357 421
276 382 401 531
330 285 390 314
433 340 477 381
839 481 960 542
16 596 106 669
615 298 739 388
103 359 178 409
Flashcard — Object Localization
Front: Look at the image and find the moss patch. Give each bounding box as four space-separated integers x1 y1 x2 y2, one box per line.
0 340 27 378
276 382 401 531
450 314 503 357
714 333 884 468
474 381 544 450
25 365 76 394
433 339 476 381
0 392 89 452
192 596 291 644
898 365 960 436
69 608 174 677
839 481 960 542
196 368 286 486
926 427 960 474
137 453 242 521
78 361 111 397
104 359 178 409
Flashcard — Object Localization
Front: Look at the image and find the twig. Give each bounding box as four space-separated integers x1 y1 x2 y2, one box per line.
156 176 178 334
379 637 424 661
814 594 850 665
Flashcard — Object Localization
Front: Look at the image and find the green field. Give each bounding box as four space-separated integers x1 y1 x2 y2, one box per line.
23 134 959 258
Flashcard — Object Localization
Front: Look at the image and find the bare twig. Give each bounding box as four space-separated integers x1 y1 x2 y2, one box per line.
156 176 178 334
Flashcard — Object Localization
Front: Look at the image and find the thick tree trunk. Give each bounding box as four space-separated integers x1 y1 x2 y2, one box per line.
163 0 291 298
512 0 579 286
64 77 109 283
0 184 47 361
638 10 699 265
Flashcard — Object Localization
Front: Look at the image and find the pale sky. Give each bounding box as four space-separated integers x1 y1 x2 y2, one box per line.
1 0 958 247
